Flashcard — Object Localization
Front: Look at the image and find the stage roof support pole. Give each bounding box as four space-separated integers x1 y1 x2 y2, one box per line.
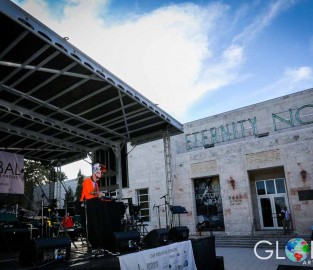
114 143 123 201
56 162 62 208
163 129 173 226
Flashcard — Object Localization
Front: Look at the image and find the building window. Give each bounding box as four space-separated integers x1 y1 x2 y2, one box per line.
256 178 286 195
136 188 150 222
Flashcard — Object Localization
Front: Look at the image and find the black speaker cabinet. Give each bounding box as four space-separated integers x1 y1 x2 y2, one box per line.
191 236 217 270
216 256 224 270
144 228 169 248
106 201 126 232
0 228 30 251
169 226 189 242
19 237 71 266
112 231 141 252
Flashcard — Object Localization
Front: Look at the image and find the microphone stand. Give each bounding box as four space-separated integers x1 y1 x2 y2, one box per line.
160 194 169 229
41 195 44 237
153 204 162 229
56 176 78 249
35 179 49 238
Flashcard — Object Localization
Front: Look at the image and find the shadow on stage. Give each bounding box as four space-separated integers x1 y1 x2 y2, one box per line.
0 234 222 270
0 198 223 270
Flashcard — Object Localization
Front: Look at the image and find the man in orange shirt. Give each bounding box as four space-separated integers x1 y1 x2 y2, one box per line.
80 163 106 202
80 163 106 248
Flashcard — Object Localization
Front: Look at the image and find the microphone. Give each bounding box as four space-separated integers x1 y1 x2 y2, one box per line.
160 194 167 199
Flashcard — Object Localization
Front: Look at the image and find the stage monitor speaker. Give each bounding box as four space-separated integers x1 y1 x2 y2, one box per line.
112 231 141 252
216 256 224 270
144 228 169 248
19 237 71 267
169 226 189 242
106 201 126 232
191 236 216 270
0 228 30 251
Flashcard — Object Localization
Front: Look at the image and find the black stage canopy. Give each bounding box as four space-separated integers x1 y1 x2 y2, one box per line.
0 0 183 166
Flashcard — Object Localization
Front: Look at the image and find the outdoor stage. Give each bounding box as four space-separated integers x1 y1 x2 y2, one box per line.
0 235 219 270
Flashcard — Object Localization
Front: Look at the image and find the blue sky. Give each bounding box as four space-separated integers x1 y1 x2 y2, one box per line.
13 0 313 178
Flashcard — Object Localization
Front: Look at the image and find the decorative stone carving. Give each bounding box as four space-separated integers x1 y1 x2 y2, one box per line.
190 160 217 175
246 149 281 164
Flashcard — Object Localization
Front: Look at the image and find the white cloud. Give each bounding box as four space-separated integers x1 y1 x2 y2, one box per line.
233 0 297 45
199 65 313 118
285 67 312 82
247 66 313 101
14 0 305 122
14 0 236 119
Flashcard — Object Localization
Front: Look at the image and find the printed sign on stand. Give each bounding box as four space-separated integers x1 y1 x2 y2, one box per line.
119 240 197 270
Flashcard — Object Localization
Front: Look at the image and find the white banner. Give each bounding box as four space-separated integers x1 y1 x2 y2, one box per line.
0 151 24 194
119 240 197 270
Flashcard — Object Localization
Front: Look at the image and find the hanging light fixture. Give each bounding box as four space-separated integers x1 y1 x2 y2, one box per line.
300 169 307 181
228 176 235 189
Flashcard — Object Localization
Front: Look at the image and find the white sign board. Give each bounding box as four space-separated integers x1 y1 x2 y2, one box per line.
0 151 24 194
119 240 197 270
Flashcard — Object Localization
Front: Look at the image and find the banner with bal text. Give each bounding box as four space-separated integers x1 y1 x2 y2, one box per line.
0 151 24 194
119 240 197 270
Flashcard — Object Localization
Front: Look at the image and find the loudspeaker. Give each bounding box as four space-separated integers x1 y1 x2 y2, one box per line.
106 201 125 232
19 237 71 266
169 226 189 242
144 228 169 248
112 231 141 252
0 228 30 251
191 236 216 270
216 256 224 270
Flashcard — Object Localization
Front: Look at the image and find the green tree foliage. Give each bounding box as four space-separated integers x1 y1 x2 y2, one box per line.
23 160 67 210
75 169 85 202
23 160 50 209
53 171 67 182
66 186 75 211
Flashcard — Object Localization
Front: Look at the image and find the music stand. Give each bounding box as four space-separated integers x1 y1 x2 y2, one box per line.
170 206 188 226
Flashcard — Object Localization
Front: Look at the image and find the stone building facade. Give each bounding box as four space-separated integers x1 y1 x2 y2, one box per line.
122 88 313 235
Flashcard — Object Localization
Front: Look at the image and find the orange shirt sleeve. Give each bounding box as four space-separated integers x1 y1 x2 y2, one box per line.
80 178 98 201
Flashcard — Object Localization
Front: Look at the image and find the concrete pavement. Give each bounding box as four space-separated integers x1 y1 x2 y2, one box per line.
215 246 312 270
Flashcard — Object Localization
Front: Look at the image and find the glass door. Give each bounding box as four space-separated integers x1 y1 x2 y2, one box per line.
256 179 288 229
273 196 286 227
260 197 274 227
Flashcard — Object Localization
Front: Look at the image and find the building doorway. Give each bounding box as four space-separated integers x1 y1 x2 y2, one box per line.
255 178 288 229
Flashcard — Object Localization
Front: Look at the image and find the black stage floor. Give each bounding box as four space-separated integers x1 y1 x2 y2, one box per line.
0 240 124 270
0 235 218 270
